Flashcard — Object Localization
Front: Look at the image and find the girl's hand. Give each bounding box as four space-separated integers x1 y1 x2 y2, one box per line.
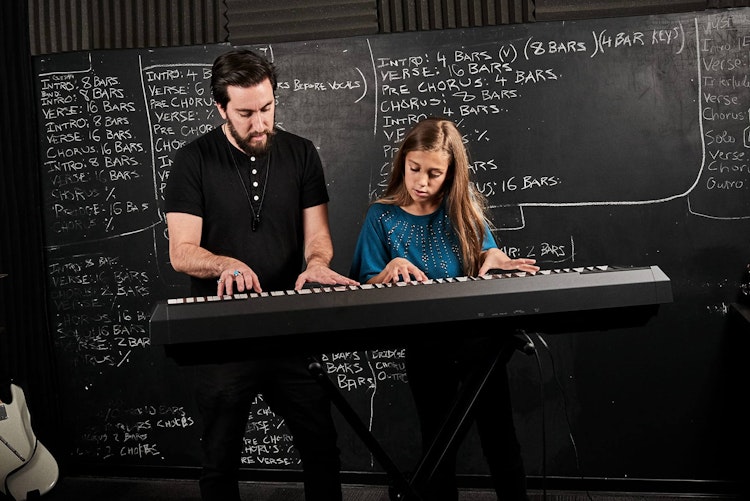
374 257 428 283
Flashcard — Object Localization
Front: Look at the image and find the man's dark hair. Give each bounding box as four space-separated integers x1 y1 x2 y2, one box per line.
211 49 278 108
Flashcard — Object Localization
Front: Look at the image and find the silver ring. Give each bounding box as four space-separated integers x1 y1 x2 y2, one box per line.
233 270 241 276
216 279 221 284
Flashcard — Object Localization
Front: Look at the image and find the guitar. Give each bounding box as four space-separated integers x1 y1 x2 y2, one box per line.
0 384 58 500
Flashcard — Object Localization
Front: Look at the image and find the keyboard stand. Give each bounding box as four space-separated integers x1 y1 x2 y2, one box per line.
307 357 419 500
307 331 534 501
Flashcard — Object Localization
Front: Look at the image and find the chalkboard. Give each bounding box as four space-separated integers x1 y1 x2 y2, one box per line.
33 8 749 485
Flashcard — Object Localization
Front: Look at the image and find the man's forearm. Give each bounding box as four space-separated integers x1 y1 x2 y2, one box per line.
171 243 239 279
304 236 334 269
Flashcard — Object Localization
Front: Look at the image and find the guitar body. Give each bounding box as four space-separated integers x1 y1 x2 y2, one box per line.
0 384 58 500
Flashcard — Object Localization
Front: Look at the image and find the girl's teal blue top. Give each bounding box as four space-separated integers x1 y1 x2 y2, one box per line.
349 201 496 283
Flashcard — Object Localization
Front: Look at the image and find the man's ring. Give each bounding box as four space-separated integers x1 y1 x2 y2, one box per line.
233 270 241 276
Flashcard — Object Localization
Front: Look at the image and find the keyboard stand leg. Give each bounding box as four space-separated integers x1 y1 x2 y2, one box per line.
406 332 529 496
307 332 531 500
307 357 422 500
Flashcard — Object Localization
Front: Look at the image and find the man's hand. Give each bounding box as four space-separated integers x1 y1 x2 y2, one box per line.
217 265 262 296
295 264 359 290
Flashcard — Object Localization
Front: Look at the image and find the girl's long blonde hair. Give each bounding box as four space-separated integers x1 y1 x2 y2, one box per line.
377 117 492 276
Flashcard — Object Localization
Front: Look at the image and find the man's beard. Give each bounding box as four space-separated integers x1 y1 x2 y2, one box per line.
226 119 275 156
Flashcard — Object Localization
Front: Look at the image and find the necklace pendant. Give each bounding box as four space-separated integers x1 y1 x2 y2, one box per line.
226 136 270 234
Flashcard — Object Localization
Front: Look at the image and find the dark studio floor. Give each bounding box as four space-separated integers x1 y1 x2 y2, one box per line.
34 475 745 501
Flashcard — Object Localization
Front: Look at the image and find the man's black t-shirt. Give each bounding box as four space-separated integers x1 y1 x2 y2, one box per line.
164 126 329 296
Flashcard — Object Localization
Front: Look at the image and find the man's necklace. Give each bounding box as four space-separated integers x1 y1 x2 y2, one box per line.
224 125 270 231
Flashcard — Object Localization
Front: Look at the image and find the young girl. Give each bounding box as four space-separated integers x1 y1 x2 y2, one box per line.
350 117 539 500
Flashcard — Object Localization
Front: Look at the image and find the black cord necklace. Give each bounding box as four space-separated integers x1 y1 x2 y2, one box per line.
224 124 270 231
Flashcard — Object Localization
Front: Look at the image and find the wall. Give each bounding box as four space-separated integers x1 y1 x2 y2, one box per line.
34 7 749 488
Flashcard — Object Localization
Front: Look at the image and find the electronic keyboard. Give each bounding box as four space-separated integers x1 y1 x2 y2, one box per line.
149 265 672 346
